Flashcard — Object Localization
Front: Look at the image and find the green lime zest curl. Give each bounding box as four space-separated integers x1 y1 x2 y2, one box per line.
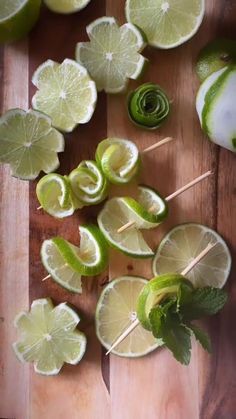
127 82 170 129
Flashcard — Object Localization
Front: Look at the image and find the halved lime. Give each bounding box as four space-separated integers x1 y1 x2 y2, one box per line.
13 298 86 375
36 174 77 219
95 138 140 184
137 273 193 330
196 66 236 152
44 0 91 14
69 160 109 205
0 0 41 43
96 276 161 357
32 59 97 133
76 17 147 93
153 223 231 288
126 0 205 49
0 109 64 180
196 38 236 82
41 225 109 285
97 187 165 258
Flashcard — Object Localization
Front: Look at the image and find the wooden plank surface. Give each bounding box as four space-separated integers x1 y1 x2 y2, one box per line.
0 1 236 418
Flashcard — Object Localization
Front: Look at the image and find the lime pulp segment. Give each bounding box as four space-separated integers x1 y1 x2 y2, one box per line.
153 223 231 288
13 298 86 375
96 276 162 357
126 0 205 49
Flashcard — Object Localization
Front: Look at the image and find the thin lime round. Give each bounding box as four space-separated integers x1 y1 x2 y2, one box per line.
76 17 147 93
95 138 140 184
13 298 86 375
0 0 41 43
126 0 205 49
44 0 91 14
96 276 162 357
153 223 231 288
0 109 64 180
32 59 97 133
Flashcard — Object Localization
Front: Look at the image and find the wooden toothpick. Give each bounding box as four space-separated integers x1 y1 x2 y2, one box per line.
117 170 213 234
142 137 173 154
42 274 51 282
106 241 217 355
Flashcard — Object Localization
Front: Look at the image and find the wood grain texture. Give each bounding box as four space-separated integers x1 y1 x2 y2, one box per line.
0 42 30 418
0 0 236 418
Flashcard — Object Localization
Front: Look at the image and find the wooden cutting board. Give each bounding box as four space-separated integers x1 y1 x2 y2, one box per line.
0 1 236 418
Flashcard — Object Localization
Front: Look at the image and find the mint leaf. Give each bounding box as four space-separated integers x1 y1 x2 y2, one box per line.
149 308 191 365
188 323 212 353
180 287 228 320
177 282 194 311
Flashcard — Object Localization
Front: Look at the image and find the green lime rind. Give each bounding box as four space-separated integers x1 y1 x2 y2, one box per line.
123 185 168 226
69 160 109 205
44 0 91 14
48 225 109 276
0 0 41 44
40 240 83 293
201 66 233 135
137 274 193 330
196 38 236 82
95 138 141 185
127 82 170 130
36 173 75 218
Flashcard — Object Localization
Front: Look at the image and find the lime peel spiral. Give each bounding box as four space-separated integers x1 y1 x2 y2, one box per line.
128 82 171 129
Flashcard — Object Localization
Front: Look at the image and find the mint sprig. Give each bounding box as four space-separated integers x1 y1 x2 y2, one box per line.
149 285 227 365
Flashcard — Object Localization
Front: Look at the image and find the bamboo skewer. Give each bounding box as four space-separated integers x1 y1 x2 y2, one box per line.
117 170 213 234
106 242 217 355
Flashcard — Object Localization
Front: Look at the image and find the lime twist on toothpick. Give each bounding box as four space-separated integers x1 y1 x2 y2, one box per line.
106 242 217 355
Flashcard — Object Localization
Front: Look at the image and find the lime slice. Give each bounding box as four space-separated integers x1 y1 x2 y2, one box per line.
13 298 86 375
0 109 64 180
69 160 109 205
44 0 91 14
96 276 161 357
196 66 236 152
36 174 77 219
137 273 193 330
0 0 41 43
41 239 83 293
41 225 109 281
153 223 231 288
95 138 140 184
32 59 97 133
196 38 236 82
76 17 147 93
97 187 165 258
126 0 205 49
